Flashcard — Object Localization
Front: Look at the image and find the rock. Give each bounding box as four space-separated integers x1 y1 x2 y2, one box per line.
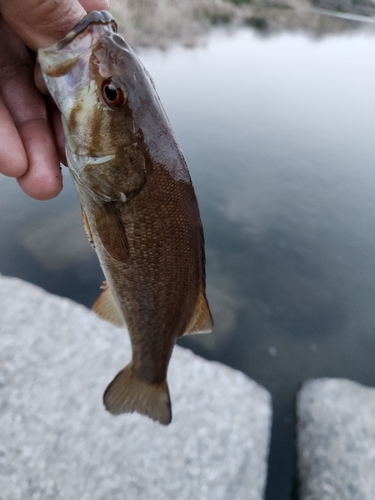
0 275 272 500
297 378 375 500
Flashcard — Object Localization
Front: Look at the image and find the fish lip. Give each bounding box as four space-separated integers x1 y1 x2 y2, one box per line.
56 10 117 51
38 10 117 75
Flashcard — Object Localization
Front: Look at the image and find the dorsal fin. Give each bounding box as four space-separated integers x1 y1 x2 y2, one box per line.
183 289 213 336
93 285 125 327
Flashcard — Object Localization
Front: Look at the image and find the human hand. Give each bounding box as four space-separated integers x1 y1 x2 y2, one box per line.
0 0 110 200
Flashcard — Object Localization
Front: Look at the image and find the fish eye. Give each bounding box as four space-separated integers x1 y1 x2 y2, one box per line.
102 78 125 107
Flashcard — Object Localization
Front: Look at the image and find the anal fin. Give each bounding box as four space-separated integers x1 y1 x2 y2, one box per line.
93 286 125 327
183 289 213 336
104 363 172 425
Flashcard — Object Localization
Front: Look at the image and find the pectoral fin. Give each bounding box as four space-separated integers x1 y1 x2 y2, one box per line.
81 207 95 248
93 286 125 327
94 202 128 262
183 289 213 336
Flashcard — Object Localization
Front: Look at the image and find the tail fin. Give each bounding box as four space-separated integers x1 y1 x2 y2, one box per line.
103 364 172 425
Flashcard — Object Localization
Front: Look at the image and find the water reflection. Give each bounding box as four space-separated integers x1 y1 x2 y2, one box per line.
139 28 375 499
1 24 375 500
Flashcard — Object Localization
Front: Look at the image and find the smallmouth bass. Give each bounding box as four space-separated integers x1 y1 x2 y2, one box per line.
38 11 212 425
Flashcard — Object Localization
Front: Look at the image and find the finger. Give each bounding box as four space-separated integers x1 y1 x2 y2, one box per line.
0 19 62 200
49 98 66 165
0 0 86 50
0 97 28 178
80 0 110 13
34 62 48 95
17 118 63 200
0 0 110 50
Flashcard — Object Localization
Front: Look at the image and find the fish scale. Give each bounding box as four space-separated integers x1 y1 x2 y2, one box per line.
38 10 212 425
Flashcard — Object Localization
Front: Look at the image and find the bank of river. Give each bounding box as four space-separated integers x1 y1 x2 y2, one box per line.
110 0 375 48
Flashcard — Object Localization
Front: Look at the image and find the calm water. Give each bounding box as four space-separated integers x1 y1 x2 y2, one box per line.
1 22 375 500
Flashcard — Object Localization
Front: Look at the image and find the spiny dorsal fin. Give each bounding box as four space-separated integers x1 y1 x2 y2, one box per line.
93 286 125 327
104 363 172 425
183 289 213 336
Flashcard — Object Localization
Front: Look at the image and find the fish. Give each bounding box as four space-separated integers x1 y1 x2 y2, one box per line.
38 10 212 425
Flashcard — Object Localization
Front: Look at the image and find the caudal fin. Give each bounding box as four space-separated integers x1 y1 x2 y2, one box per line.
103 364 172 425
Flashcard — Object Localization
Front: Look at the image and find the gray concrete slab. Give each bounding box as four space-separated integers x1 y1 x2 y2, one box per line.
297 378 375 500
0 275 272 500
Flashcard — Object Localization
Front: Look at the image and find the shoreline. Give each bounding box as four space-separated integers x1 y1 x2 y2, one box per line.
109 0 375 48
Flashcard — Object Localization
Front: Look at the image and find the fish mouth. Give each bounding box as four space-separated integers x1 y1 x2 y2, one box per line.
38 10 117 78
55 10 117 51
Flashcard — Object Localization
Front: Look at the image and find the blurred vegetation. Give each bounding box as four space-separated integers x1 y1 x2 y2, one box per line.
229 0 253 5
109 0 375 48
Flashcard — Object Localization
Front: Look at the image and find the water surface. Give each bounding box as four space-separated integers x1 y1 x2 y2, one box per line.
1 23 375 500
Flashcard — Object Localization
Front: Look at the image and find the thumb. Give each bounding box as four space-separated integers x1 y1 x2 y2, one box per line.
0 0 109 50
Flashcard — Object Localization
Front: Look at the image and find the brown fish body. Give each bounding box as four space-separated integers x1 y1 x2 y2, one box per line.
80 150 205 383
38 11 212 424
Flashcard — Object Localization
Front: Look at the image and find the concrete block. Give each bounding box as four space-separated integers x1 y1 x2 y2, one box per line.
0 276 272 500
297 378 375 500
